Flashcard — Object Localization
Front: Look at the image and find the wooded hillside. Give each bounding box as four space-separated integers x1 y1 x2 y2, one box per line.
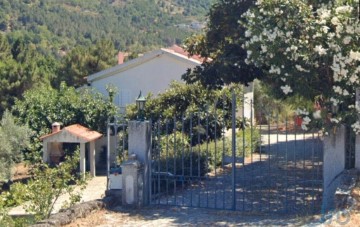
0 0 213 55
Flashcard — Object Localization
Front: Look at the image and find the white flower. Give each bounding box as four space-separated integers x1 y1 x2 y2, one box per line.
331 17 341 26
280 85 292 95
261 45 267 53
247 50 252 57
303 116 311 124
343 36 352 44
349 50 360 61
313 110 322 119
314 45 327 55
245 30 252 37
335 6 353 14
321 26 330 33
330 97 339 105
318 8 331 20
333 86 343 94
330 118 339 124
295 108 309 116
301 124 308 131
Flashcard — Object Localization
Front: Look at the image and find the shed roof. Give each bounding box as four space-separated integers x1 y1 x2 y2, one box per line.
40 124 102 143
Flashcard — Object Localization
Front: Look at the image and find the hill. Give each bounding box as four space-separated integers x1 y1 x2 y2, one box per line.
0 0 214 55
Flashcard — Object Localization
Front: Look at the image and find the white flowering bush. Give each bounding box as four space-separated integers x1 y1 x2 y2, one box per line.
243 0 360 133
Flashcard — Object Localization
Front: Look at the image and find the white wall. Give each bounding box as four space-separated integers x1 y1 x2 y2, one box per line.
90 54 198 108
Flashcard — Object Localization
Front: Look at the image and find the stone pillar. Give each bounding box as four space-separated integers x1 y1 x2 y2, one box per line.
356 135 360 170
322 125 346 212
128 121 151 205
42 142 49 163
355 88 360 170
121 155 143 207
89 141 96 177
80 142 86 176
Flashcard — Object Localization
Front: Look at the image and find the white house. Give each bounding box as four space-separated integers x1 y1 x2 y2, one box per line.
87 45 202 111
86 45 254 121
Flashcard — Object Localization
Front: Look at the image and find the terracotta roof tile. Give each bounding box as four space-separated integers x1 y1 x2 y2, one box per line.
40 124 102 142
164 44 206 63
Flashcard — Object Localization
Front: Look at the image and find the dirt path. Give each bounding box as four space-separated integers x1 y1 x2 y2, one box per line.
64 205 310 227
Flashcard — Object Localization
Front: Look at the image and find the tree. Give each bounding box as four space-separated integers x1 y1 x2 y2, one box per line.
0 110 33 182
12 82 118 149
57 39 117 88
126 81 242 143
182 0 262 89
243 0 360 131
0 149 87 223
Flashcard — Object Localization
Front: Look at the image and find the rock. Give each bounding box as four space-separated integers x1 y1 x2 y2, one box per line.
30 200 106 227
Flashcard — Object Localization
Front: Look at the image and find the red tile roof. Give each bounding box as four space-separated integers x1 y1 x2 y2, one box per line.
164 44 206 63
40 124 102 142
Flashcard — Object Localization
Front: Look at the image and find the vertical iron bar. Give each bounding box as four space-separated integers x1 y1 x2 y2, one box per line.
106 121 110 190
267 114 271 212
303 130 306 211
250 100 254 211
174 116 177 205
181 114 185 206
222 96 226 209
206 106 210 208
149 119 153 204
190 114 193 206
259 122 262 212
231 91 237 210
294 117 297 212
114 117 118 166
122 119 126 161
311 131 315 212
197 113 201 207
166 120 169 205
242 90 246 211
157 120 161 205
276 112 280 212
285 116 289 213
214 101 218 208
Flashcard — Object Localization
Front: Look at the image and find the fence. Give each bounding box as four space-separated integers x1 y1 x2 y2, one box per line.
149 91 324 214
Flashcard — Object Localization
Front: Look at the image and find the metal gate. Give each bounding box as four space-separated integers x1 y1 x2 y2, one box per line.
150 91 323 214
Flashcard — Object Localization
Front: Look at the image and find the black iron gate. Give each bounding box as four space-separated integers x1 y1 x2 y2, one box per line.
149 91 323 214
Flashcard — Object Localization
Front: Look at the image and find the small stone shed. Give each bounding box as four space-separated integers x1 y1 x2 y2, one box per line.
40 123 102 177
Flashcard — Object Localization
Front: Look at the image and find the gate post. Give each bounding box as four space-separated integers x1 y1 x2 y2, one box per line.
355 88 360 170
322 125 346 212
125 120 151 206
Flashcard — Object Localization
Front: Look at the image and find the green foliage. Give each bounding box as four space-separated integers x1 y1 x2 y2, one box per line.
0 34 57 115
154 126 260 177
56 39 117 88
127 81 243 142
0 0 212 53
182 0 263 89
0 149 87 222
12 82 118 158
0 110 33 182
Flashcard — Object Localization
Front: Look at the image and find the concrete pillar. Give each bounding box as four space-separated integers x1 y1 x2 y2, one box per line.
121 156 142 207
356 88 360 170
80 142 86 176
128 120 151 205
89 141 96 177
356 135 360 170
322 125 346 212
42 142 49 163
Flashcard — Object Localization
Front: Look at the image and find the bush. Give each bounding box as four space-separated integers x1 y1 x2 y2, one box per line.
0 110 33 182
